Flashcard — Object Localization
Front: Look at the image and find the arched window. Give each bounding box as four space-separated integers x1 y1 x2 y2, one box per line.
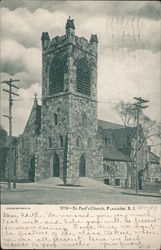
49 60 64 95
54 113 58 125
48 137 52 148
59 135 63 147
76 136 81 147
76 58 90 95
79 154 86 177
82 113 87 128
87 138 92 148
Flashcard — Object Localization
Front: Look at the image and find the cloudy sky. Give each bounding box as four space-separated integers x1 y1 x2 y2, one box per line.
0 0 160 136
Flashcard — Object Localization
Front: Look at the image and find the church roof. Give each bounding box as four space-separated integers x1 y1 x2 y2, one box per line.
99 119 136 151
98 119 124 130
149 152 160 164
103 146 129 162
111 127 136 150
100 119 136 161
23 99 41 135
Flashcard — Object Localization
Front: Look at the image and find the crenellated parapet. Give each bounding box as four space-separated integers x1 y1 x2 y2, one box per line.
41 18 98 56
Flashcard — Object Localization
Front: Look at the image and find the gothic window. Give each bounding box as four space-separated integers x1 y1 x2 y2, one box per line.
76 59 90 95
82 113 87 127
155 166 158 174
49 60 64 95
54 113 58 125
59 135 63 147
76 136 81 147
29 138 34 153
105 136 113 146
87 138 92 148
103 164 109 173
48 137 52 148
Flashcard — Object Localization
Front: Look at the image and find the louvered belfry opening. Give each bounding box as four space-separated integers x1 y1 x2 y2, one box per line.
49 60 64 95
76 59 90 96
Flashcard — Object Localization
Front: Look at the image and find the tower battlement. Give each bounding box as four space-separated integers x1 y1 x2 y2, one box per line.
41 18 98 56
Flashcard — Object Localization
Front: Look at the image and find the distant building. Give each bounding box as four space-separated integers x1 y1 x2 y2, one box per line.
2 18 161 189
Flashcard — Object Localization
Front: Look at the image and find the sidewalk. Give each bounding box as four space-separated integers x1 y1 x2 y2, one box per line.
0 181 122 194
121 189 161 198
2 181 160 197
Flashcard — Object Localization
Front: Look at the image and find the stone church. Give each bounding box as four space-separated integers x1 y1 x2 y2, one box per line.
4 18 160 189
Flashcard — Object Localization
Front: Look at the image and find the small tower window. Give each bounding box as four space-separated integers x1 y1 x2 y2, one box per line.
76 136 81 147
59 135 63 147
82 113 87 127
87 138 92 148
49 60 64 95
76 58 90 95
48 137 52 148
54 113 58 125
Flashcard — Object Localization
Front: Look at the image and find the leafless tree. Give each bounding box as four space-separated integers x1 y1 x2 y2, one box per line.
115 100 161 188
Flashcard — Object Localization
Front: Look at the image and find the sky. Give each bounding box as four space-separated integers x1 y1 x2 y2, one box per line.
0 0 161 136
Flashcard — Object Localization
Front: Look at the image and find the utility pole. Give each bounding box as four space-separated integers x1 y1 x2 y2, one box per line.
1 78 20 191
132 97 149 194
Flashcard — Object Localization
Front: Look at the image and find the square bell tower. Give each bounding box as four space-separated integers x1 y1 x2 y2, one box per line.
36 18 103 184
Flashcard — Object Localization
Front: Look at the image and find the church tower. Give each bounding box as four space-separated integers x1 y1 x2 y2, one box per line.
37 18 103 184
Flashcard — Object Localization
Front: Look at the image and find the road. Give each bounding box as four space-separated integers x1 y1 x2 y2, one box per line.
1 183 161 204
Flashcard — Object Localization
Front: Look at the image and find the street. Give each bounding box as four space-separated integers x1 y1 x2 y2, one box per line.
1 182 161 204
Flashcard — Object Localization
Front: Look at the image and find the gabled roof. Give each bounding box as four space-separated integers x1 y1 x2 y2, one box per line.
23 100 41 135
150 152 160 164
111 127 136 150
99 119 136 151
103 146 130 162
100 119 136 161
98 119 125 130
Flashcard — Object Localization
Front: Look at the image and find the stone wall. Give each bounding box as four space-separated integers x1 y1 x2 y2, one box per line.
103 160 128 188
36 95 69 181
16 101 40 181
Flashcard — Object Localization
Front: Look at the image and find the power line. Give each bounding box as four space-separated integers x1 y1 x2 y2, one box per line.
1 78 20 191
132 97 149 194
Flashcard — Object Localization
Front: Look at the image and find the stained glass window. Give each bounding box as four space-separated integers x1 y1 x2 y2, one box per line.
48 137 52 148
54 113 58 125
59 135 63 147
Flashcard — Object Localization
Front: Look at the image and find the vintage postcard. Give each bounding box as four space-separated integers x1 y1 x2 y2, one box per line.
0 0 161 249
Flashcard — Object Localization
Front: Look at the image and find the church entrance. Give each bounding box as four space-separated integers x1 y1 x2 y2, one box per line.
79 154 86 177
53 153 59 177
28 155 35 182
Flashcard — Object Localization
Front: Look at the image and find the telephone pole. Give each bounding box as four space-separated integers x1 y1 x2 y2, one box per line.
132 97 149 194
1 78 20 191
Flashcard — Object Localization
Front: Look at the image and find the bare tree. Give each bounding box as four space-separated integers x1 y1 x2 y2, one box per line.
115 100 161 189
